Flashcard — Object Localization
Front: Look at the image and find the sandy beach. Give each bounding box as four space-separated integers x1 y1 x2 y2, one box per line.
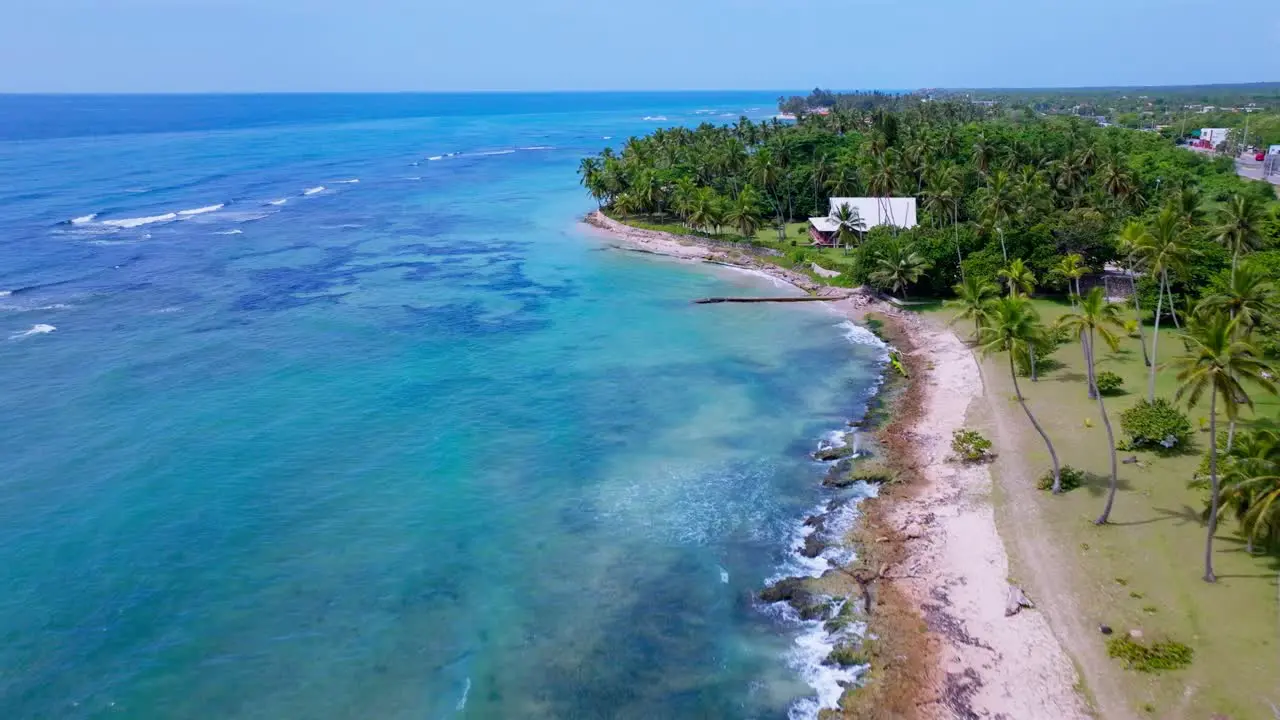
585 213 1089 719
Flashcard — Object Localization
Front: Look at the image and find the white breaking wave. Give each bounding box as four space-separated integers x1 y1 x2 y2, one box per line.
427 156 444 161
475 150 516 156
267 198 288 206
785 604 866 720
602 136 612 140
455 677 471 711
0 290 10 297
404 176 422 181
1 303 72 313
303 186 326 196
642 116 668 121
518 146 554 151
214 229 244 235
11 324 55 338
177 203 224 217
70 213 98 225
334 178 359 184
836 320 890 360
100 212 177 229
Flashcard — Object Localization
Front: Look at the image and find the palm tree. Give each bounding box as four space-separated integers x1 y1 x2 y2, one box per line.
924 162 965 278
976 170 1015 243
946 276 1000 340
1211 425 1280 553
811 153 835 215
1174 186 1205 227
1213 194 1265 283
866 152 899 229
1116 221 1153 367
670 177 698 226
1197 263 1279 452
578 158 603 208
1058 288 1126 514
830 202 867 254
997 258 1036 297
868 240 930 301
749 149 784 240
971 131 994 175
1133 207 1194 402
725 187 763 238
827 156 861 197
1196 263 1279 334
979 297 1062 492
686 188 718 233
1051 254 1088 307
1174 312 1276 582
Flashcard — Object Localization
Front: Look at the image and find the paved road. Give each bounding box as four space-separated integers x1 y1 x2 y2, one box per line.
1234 155 1280 186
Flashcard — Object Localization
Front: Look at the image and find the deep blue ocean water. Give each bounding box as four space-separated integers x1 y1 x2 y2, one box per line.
0 93 885 719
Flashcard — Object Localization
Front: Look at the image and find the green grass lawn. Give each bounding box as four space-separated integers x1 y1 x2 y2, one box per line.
927 298 1280 719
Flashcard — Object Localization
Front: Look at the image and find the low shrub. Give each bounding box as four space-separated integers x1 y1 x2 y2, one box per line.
826 640 869 667
1106 636 1193 672
1036 465 1085 492
1095 371 1124 395
951 429 993 462
1120 398 1191 451
849 461 896 485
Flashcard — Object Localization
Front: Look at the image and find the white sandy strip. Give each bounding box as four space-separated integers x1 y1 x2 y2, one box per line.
873 311 1090 720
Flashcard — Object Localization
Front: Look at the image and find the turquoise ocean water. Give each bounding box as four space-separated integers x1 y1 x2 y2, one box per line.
0 93 885 719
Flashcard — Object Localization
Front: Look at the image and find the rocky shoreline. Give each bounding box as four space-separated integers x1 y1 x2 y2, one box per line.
579 213 1086 720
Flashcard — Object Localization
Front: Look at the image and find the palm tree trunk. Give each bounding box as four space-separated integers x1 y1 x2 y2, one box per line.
1091 332 1121 524
954 207 965 283
1030 346 1038 382
1082 330 1096 399
1148 272 1166 402
1205 393 1220 583
1010 352 1062 493
1128 269 1152 367
1164 270 1181 329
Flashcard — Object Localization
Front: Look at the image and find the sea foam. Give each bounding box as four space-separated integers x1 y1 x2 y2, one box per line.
303 186 326 196
177 203 224 217
11 324 56 339
100 212 177 229
70 213 98 225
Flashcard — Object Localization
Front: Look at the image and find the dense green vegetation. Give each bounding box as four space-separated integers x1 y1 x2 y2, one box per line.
579 101 1279 301
579 101 1280 576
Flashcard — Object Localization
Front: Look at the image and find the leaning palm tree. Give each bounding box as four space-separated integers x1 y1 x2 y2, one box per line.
1057 288 1126 516
1133 207 1194 402
830 202 867 255
979 297 1062 492
868 240 930 301
1174 312 1277 582
1213 194 1265 283
945 275 1000 340
1051 253 1088 307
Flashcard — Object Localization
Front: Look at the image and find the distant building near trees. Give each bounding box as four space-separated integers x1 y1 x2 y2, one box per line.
808 197 918 245
1191 127 1230 149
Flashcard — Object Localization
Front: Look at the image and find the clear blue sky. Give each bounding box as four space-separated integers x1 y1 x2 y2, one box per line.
2 0 1277 93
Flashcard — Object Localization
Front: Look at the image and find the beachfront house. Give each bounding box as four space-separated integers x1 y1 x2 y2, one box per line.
808 197 918 246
